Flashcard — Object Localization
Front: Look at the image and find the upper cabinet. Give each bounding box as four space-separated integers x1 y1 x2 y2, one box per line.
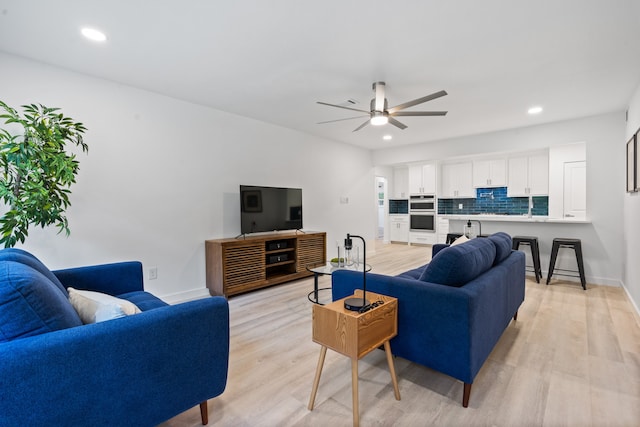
473 158 506 188
440 162 475 198
408 163 436 194
507 152 549 196
392 166 409 198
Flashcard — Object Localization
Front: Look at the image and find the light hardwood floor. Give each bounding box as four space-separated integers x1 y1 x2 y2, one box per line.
161 241 640 426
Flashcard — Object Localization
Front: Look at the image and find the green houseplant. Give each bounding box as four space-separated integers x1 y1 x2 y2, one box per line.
0 101 87 247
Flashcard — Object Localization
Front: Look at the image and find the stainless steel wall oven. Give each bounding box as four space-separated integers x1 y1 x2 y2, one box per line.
409 194 435 211
409 213 435 232
409 194 436 232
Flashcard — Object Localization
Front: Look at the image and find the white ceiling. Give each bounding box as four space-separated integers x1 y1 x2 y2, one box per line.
1 0 639 150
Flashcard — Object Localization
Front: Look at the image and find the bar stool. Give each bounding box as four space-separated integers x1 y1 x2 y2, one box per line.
512 236 542 283
446 233 463 244
546 238 587 290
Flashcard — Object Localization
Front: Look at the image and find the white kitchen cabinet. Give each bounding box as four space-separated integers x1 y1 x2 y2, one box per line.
440 162 475 198
389 215 409 243
473 158 506 188
528 154 549 195
409 231 437 245
437 217 450 244
393 167 409 198
408 163 436 194
507 152 549 196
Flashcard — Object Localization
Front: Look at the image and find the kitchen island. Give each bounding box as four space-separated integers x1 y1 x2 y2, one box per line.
440 214 590 224
438 215 609 286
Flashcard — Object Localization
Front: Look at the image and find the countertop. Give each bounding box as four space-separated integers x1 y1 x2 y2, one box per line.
439 214 591 224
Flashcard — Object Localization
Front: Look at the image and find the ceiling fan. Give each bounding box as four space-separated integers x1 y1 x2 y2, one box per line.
317 81 448 132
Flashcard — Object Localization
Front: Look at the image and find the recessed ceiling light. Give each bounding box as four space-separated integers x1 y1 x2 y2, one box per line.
81 27 107 42
528 106 543 115
383 135 392 140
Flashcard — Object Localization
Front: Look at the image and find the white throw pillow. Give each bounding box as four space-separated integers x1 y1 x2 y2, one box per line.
68 287 141 324
451 235 470 246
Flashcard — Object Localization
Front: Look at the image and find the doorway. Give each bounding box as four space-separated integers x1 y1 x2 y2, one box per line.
375 177 387 240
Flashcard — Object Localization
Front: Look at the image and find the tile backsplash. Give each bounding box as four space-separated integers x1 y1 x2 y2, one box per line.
438 187 548 216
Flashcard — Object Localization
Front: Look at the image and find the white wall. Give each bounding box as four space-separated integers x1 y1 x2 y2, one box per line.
372 113 626 288
624 83 640 313
0 52 376 302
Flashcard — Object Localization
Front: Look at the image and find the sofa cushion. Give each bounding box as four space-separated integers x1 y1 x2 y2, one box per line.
117 291 168 311
67 287 142 324
0 248 69 297
0 261 83 342
418 237 497 287
487 232 513 266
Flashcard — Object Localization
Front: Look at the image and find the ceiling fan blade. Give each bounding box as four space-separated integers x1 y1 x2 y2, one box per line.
353 120 370 132
387 90 448 114
317 115 369 124
391 111 448 117
317 101 370 114
373 81 386 111
388 117 407 130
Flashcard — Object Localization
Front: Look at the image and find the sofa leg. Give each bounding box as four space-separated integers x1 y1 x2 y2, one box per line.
463 383 472 408
199 401 208 425
513 310 518 321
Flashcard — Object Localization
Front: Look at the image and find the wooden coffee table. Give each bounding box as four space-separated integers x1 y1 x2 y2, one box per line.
307 290 400 427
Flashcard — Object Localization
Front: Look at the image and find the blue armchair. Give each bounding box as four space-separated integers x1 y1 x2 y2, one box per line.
0 248 229 426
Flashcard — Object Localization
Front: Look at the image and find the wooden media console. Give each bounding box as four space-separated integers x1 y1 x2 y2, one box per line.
205 231 326 297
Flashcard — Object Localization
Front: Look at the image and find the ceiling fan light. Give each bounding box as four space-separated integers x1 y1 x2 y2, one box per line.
370 112 388 126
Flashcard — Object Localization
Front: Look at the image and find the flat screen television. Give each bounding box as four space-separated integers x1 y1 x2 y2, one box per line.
240 185 303 235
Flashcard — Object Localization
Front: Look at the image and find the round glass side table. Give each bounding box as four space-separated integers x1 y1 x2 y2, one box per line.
306 262 372 304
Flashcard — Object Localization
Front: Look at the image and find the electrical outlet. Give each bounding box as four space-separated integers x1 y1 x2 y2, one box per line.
149 267 158 280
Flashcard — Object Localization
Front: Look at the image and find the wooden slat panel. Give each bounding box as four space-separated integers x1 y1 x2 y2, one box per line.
297 234 326 272
224 244 265 286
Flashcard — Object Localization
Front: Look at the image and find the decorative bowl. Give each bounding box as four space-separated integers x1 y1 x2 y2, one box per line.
330 257 344 267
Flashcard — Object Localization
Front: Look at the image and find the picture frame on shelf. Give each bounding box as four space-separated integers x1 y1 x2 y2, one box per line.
627 133 636 193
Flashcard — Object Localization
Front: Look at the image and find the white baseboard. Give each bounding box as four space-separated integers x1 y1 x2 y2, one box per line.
585 275 623 287
544 273 621 288
621 282 640 320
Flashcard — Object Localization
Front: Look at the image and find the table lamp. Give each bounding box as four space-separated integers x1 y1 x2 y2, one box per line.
343 233 370 311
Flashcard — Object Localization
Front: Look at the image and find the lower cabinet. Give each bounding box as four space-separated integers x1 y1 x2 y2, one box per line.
437 217 450 244
389 215 409 243
205 231 326 297
409 231 437 246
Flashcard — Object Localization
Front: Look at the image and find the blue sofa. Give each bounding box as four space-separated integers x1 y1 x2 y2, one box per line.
0 248 229 426
332 232 525 407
